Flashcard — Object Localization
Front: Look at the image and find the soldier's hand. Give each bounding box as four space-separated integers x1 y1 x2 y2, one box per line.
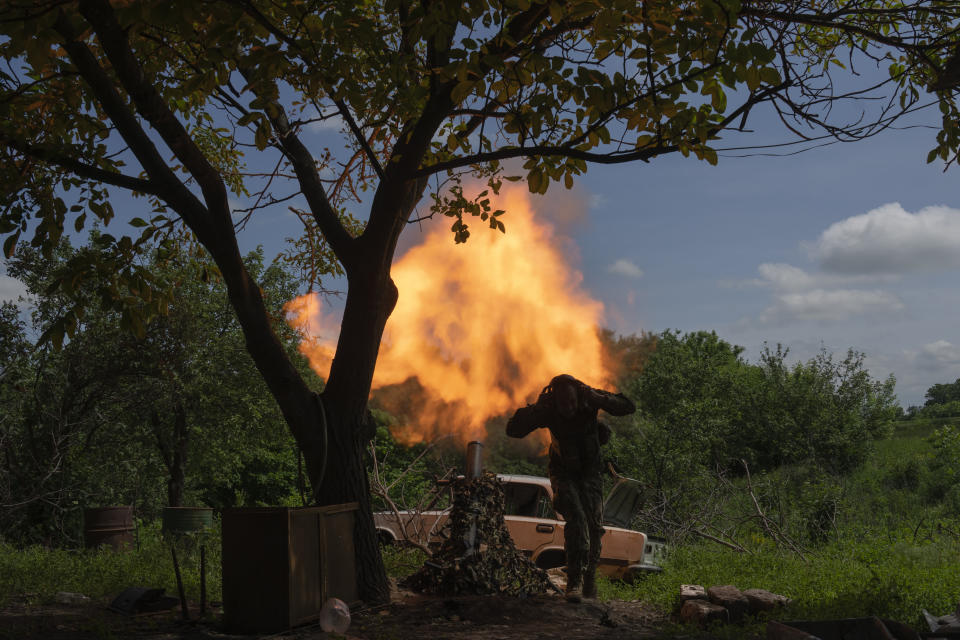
583 386 604 408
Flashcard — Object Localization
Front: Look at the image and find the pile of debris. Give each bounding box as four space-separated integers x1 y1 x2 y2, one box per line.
404 473 551 597
678 584 790 625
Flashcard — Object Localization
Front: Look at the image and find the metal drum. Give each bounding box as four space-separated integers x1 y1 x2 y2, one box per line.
162 507 214 535
83 506 134 550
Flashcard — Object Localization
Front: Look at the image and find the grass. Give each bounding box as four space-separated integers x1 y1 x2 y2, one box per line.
375 522 960 634
0 520 221 607
600 534 960 627
4 523 958 639
3 418 957 637
589 419 960 635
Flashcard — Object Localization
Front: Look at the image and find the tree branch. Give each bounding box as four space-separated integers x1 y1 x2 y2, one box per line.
378 0 554 186
53 9 210 232
742 4 954 53
0 135 162 196
421 76 787 178
415 142 673 176
75 0 230 229
335 98 385 182
235 63 358 268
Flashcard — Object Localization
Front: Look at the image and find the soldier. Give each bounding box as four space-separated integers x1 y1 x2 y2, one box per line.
506 374 636 602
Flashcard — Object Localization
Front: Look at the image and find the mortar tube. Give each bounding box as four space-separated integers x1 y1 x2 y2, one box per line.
465 441 483 479
459 441 484 560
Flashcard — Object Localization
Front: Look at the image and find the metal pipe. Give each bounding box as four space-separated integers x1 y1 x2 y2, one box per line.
200 545 206 615
170 544 189 621
465 441 483 479
457 441 484 560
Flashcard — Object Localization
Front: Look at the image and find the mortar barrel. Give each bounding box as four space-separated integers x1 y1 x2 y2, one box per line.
465 441 483 479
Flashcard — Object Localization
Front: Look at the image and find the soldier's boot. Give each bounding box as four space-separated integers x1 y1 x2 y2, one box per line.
582 568 597 600
565 570 583 603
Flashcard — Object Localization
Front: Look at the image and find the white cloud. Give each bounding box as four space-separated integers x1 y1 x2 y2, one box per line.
749 263 903 325
306 114 345 134
589 193 608 211
755 262 819 290
759 288 903 324
910 340 960 373
753 262 895 291
747 202 960 325
812 202 960 274
607 258 644 279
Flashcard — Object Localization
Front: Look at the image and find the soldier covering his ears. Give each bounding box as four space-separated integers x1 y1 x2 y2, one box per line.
505 374 636 602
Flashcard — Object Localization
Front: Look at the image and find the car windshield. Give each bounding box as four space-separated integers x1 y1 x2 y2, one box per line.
503 482 555 519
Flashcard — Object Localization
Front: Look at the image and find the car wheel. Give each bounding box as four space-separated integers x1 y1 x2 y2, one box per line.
534 550 565 570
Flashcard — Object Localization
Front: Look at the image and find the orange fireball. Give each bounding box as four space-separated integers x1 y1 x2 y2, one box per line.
285 185 613 447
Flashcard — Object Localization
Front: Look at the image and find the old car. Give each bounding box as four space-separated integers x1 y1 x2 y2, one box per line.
373 472 662 581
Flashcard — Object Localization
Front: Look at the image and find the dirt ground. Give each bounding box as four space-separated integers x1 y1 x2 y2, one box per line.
0 583 672 640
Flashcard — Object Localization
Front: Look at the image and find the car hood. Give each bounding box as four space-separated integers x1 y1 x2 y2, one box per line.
602 475 642 529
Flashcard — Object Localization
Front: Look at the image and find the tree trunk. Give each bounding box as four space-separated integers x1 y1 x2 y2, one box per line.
306 269 398 605
187 162 423 605
312 405 388 603
205 236 393 604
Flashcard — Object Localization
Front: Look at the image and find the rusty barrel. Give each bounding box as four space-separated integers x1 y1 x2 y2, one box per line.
162 507 214 535
83 506 134 550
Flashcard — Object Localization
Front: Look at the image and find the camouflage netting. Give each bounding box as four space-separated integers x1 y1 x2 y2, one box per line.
404 473 553 597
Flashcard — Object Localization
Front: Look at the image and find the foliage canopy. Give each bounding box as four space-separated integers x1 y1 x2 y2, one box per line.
0 237 309 545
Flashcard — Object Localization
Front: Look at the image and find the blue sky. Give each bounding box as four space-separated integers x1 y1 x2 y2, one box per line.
2 85 957 409
572 106 960 407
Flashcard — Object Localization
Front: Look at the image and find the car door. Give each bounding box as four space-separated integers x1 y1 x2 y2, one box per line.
501 481 564 562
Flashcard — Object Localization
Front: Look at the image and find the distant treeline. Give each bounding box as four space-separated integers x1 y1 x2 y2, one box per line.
904 377 960 419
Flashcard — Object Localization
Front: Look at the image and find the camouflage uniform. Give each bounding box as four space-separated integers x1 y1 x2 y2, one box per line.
506 374 636 598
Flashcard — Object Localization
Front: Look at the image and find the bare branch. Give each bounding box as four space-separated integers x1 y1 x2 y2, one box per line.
335 99 385 181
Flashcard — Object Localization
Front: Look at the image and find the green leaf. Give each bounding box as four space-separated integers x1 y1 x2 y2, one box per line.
3 232 19 258
130 217 148 228
451 81 473 104
237 112 258 127
710 87 727 112
527 168 543 193
759 67 781 85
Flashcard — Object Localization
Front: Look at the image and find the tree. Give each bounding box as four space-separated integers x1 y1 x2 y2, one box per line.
924 379 960 407
1 0 957 601
0 237 309 544
605 331 898 544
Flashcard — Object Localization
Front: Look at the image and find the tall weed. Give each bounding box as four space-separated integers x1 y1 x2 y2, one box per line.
0 520 221 606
